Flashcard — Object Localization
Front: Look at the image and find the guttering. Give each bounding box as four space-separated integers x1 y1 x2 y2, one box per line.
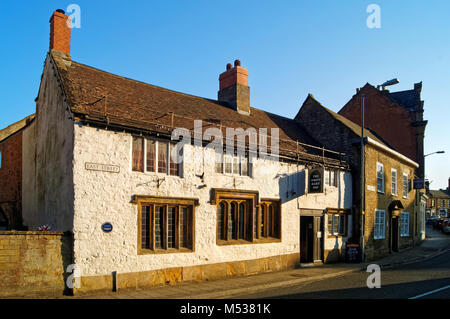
365 136 419 168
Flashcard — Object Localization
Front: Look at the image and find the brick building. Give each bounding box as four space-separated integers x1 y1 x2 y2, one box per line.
295 95 423 261
3 10 355 295
338 82 427 180
0 114 34 230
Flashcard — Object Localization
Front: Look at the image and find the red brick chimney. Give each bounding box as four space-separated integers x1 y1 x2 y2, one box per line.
218 60 250 115
49 9 71 55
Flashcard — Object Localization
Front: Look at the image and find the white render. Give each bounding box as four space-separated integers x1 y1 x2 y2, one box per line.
22 52 353 278
71 124 352 277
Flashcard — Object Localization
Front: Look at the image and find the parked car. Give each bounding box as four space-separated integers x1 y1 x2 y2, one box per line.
433 218 443 229
442 220 450 234
427 216 439 225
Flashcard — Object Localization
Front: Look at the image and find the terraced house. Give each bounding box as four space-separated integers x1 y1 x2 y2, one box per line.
295 95 424 261
7 10 354 295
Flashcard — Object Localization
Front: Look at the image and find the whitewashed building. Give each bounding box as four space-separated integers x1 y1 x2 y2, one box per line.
19 10 353 294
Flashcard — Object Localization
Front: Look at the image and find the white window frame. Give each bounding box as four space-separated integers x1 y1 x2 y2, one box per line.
374 209 386 240
325 170 338 187
328 214 346 236
402 173 409 198
216 151 250 177
400 212 410 237
376 162 385 194
132 137 182 177
391 168 397 196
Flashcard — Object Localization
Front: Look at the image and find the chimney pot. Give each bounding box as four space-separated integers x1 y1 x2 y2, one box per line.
226 63 232 70
234 59 241 67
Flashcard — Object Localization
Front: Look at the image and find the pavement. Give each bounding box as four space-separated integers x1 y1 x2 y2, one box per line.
70 225 450 299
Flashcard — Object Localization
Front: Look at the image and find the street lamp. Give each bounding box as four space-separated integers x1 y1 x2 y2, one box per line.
425 151 445 157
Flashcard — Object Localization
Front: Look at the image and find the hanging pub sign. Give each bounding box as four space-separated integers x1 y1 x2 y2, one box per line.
413 179 425 189
308 168 323 193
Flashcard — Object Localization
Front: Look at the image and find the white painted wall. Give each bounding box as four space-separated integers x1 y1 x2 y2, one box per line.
72 124 352 277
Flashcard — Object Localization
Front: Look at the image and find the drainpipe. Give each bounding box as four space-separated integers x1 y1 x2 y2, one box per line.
360 94 366 262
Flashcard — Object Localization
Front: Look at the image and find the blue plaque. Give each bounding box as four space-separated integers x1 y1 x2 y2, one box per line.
101 222 113 233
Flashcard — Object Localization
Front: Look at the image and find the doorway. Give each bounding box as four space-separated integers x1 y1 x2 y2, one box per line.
391 217 399 252
300 215 323 264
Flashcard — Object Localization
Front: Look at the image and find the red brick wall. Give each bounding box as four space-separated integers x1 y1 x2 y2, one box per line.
339 85 417 162
0 132 23 228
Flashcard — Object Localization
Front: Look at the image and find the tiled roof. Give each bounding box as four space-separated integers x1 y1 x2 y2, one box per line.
51 51 347 167
304 94 386 145
0 114 35 143
428 190 450 199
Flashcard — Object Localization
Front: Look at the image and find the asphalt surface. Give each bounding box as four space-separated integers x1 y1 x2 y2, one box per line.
235 227 450 299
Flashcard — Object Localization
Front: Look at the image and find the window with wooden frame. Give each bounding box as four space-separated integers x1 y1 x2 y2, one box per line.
136 196 196 254
327 214 347 236
256 200 281 240
391 168 397 196
402 173 409 198
217 199 252 243
213 189 278 245
376 162 384 193
132 136 181 176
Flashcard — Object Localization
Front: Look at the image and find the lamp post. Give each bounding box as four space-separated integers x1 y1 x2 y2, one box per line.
424 151 445 157
360 94 365 262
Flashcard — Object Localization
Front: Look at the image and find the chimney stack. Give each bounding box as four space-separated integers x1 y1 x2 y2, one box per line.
49 9 71 55
218 59 250 115
448 177 450 193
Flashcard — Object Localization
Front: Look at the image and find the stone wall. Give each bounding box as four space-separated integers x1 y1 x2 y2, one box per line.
363 144 418 260
0 231 73 297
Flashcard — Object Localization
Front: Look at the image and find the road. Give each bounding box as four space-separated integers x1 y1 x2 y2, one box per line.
235 226 450 299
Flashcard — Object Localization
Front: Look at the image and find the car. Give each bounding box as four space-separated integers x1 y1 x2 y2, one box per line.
427 216 439 225
433 218 442 229
442 220 450 234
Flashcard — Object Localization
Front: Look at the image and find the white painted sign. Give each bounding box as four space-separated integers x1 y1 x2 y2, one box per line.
85 162 120 173
367 185 376 192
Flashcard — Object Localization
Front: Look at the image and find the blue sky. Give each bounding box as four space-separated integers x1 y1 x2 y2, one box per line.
0 0 449 189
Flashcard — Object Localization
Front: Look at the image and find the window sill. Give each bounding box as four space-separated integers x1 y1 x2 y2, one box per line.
131 170 181 178
373 237 385 240
217 237 281 246
327 234 347 238
138 247 193 255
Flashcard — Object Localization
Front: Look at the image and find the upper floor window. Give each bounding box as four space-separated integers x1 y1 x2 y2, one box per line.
215 151 250 177
391 168 397 196
325 170 338 187
376 163 384 193
402 173 409 198
132 136 181 176
0 151 2 168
